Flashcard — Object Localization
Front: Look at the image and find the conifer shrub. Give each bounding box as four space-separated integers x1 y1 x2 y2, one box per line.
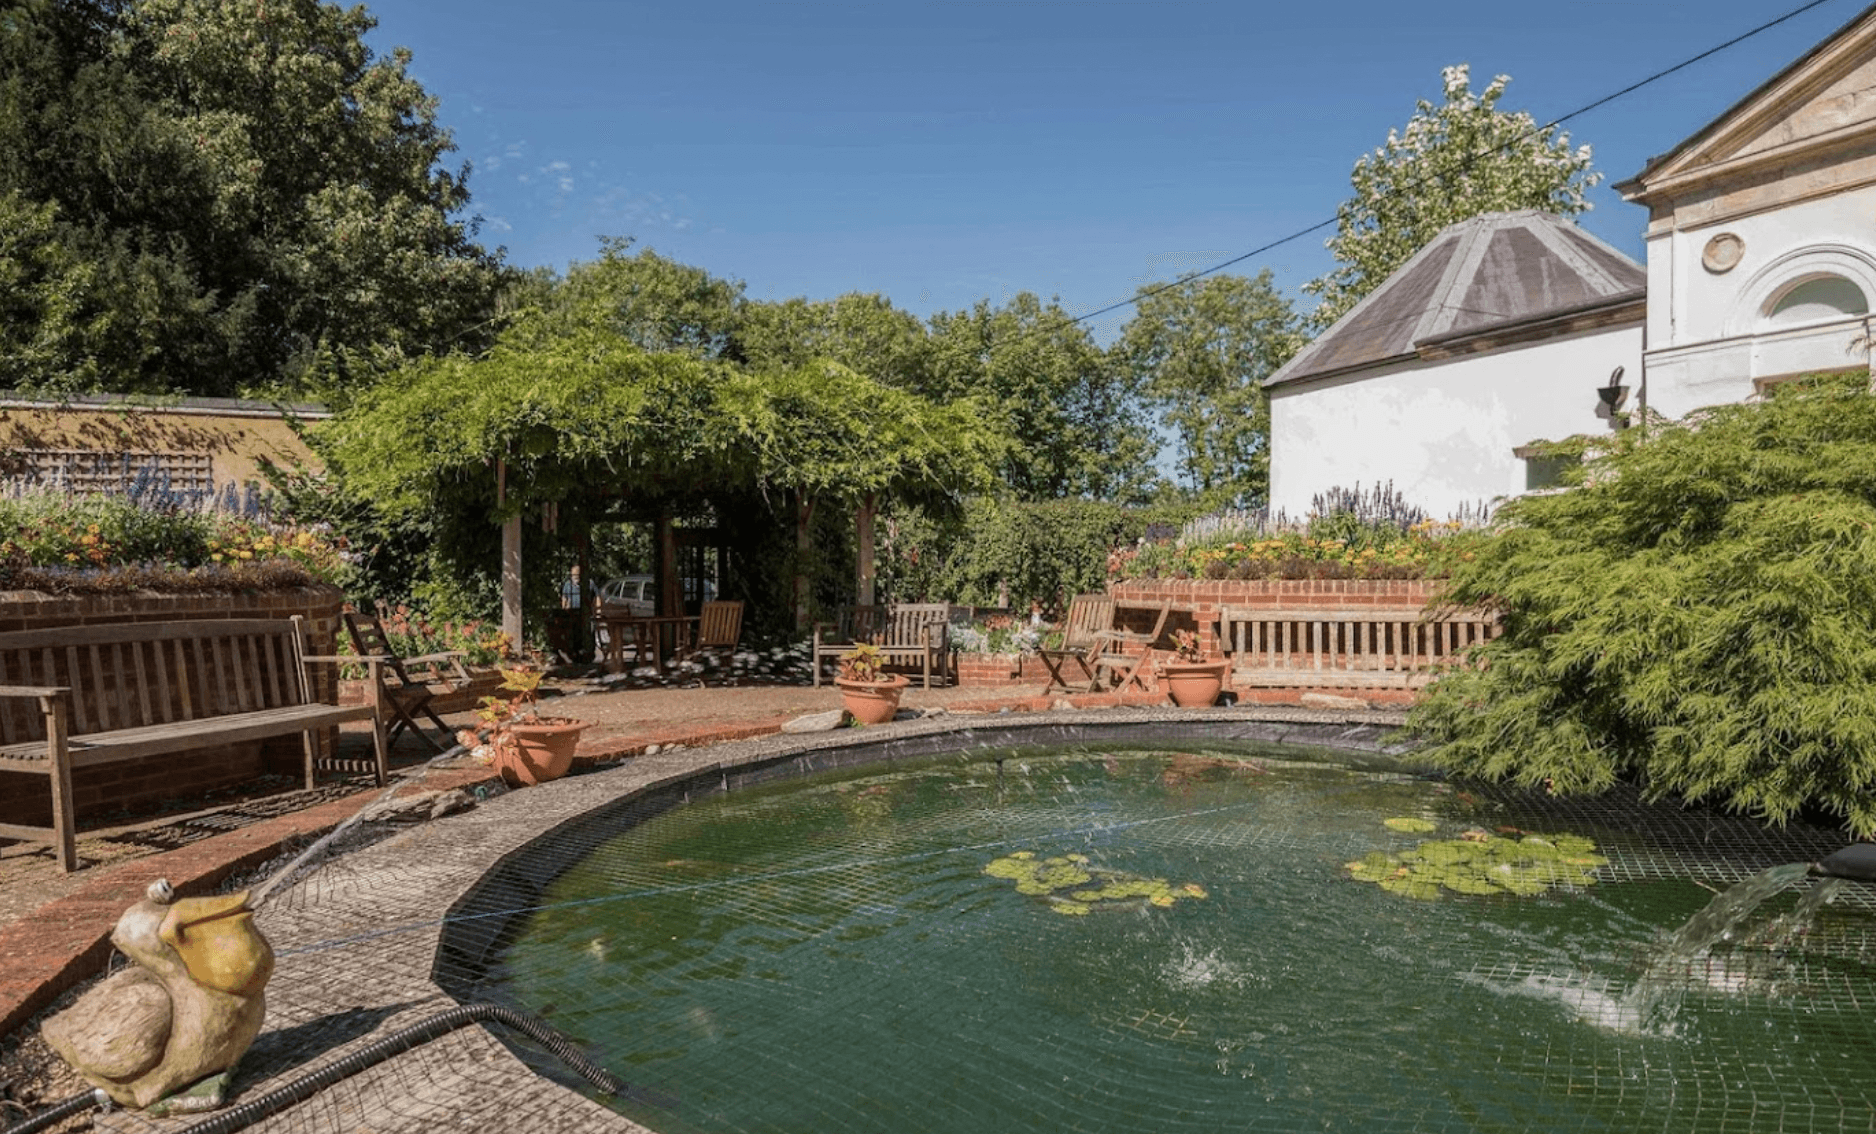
1407 375 1876 836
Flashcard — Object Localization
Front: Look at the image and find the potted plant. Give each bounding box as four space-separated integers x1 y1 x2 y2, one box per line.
834 641 910 725
457 665 590 786
1158 629 1228 708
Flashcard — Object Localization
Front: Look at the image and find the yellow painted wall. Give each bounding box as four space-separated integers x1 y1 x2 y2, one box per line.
0 395 325 492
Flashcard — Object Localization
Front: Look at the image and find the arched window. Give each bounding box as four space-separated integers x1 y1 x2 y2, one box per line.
1765 274 1869 327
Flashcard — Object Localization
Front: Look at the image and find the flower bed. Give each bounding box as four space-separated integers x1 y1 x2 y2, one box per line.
0 490 349 594
1109 522 1472 583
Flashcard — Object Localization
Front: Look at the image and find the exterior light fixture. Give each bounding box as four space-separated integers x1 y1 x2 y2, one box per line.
1597 366 1629 429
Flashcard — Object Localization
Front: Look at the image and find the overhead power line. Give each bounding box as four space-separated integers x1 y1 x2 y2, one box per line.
1066 0 1845 330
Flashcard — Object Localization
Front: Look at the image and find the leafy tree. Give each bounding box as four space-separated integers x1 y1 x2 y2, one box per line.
537 237 745 359
1407 376 1876 837
1305 65 1600 330
879 496 1200 609
1113 271 1302 507
926 292 1156 502
739 292 931 389
0 0 503 397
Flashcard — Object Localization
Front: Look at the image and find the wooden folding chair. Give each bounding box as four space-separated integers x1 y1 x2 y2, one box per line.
1037 594 1116 693
343 610 471 752
676 600 744 667
1092 601 1172 693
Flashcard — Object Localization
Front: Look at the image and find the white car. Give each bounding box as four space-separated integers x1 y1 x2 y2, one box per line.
595 575 717 616
597 575 656 617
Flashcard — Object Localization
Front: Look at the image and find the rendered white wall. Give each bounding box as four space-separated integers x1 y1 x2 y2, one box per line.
1645 185 1876 417
1267 323 1643 520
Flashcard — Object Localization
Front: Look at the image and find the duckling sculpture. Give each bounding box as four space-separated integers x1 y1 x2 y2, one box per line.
42 879 275 1112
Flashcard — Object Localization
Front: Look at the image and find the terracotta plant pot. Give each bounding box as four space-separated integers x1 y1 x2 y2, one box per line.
1160 660 1229 708
835 674 911 725
496 717 589 786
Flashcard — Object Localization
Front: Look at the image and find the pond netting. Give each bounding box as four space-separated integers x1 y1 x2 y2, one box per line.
38 729 1876 1134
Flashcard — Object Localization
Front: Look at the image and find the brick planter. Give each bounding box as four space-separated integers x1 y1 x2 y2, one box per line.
1105 578 1449 708
952 651 1045 687
0 585 347 829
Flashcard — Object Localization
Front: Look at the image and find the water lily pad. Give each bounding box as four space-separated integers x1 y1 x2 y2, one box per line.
1384 817 1437 833
1347 832 1608 900
987 851 1206 913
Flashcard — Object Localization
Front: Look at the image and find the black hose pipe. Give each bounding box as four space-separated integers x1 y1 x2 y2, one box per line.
1 1089 106 1134
1812 843 1876 881
163 1004 622 1134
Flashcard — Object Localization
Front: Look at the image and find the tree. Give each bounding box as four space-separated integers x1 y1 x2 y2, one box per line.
739 292 932 389
926 292 1156 502
1305 65 1601 331
0 0 504 397
1113 271 1302 507
539 237 746 359
1406 376 1876 837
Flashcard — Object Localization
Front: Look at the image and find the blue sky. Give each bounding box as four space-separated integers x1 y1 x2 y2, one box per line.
363 0 1862 341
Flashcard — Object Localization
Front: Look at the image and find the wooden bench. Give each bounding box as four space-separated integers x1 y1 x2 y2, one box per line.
1218 604 1500 690
813 602 952 688
0 617 387 872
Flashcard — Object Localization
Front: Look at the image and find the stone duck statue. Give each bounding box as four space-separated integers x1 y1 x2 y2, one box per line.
42 879 275 1112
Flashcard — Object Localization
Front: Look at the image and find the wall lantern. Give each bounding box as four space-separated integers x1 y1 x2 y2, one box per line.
1597 366 1629 429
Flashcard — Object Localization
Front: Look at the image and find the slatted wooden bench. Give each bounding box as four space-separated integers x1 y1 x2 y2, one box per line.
813 602 952 688
1218 604 1500 690
0 617 387 872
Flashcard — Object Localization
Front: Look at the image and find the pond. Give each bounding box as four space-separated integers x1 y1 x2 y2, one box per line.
476 742 1876 1134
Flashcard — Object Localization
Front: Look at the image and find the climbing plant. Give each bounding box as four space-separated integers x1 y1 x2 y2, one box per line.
319 316 1006 628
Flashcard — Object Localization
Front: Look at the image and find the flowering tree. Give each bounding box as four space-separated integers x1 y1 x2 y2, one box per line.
1304 65 1601 331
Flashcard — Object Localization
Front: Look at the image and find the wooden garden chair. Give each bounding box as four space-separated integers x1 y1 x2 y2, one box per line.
1037 594 1117 693
1092 600 1173 693
676 600 744 667
343 610 470 753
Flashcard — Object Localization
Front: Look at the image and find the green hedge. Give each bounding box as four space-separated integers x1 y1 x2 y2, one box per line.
880 497 1200 612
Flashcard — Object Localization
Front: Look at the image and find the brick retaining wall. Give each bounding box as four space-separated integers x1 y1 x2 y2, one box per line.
0 586 347 829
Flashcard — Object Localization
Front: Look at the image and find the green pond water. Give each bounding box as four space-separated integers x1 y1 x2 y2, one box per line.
487 745 1876 1133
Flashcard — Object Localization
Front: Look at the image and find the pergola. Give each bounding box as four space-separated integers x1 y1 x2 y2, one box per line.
324 327 1004 643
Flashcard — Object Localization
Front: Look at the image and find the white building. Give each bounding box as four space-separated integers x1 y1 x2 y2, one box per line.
1266 3 1876 518
1266 211 1645 517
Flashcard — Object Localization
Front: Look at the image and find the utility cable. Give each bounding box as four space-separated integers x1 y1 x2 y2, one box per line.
1064 0 1845 330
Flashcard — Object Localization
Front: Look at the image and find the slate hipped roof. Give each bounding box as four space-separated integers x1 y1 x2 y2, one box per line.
1266 210 1646 388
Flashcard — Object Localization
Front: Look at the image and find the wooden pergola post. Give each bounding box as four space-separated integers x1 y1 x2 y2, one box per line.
856 492 877 607
656 510 680 615
794 490 814 631
498 460 522 650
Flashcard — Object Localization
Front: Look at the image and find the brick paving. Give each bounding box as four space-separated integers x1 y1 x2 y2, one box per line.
0 681 1406 1133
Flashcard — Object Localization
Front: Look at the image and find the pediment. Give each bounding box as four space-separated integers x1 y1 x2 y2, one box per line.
1622 6 1876 199
1726 50 1876 161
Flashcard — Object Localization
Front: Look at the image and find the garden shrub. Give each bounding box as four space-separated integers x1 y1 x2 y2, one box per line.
880 497 1200 612
1406 375 1876 836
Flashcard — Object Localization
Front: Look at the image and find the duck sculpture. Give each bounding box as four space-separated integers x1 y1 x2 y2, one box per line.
42 878 275 1112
